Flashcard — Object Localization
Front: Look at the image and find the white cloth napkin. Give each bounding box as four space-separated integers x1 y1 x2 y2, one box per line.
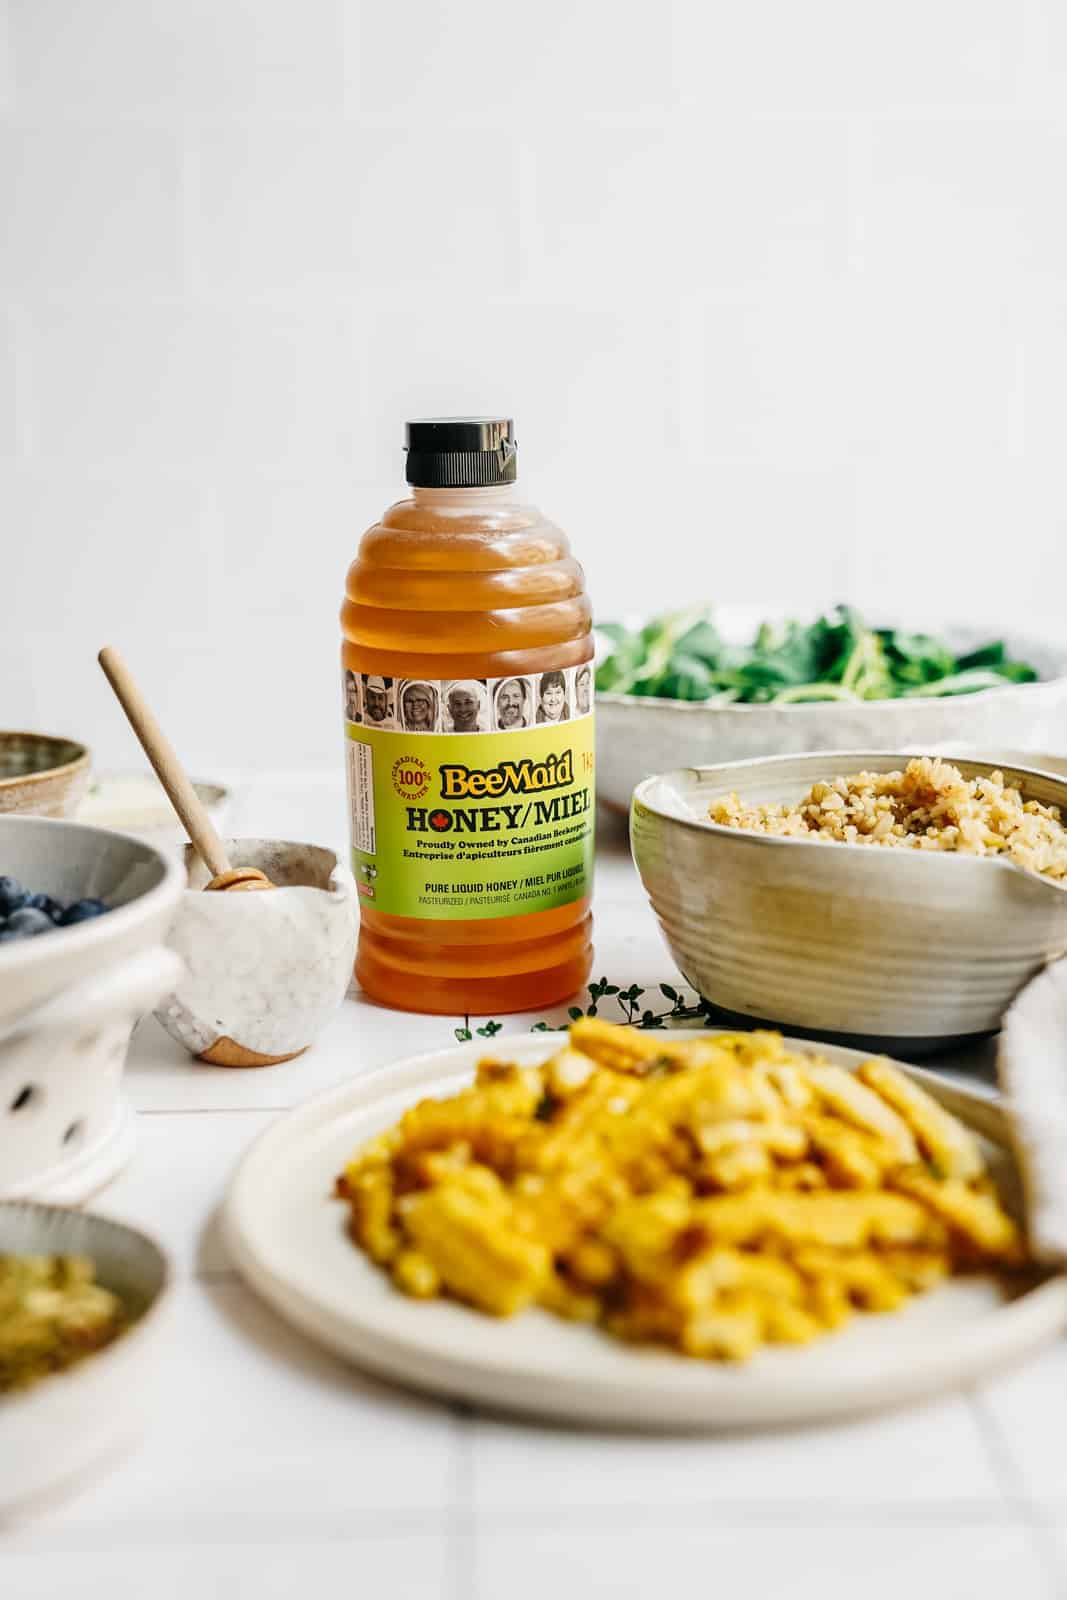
997 956 1067 1263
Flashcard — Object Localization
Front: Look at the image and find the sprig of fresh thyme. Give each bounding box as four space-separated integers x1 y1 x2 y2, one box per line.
454 1017 505 1043
454 978 713 1043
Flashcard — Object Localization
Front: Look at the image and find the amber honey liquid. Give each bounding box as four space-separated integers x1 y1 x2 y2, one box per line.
342 482 594 1014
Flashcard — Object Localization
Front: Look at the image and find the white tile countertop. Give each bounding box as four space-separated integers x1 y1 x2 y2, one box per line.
5 774 1065 1599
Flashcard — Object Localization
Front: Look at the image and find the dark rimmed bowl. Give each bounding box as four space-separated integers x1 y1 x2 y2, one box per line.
0 732 91 818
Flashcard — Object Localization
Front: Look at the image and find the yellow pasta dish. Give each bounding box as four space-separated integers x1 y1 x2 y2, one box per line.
336 1020 1025 1362
0 1255 126 1392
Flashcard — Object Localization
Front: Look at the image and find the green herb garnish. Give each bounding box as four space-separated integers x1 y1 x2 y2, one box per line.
459 980 713 1045
454 1017 504 1043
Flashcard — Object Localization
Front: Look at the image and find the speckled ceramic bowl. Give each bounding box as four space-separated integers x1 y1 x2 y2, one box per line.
0 1201 172 1520
631 752 1067 1053
155 839 359 1067
0 732 91 818
0 816 185 1202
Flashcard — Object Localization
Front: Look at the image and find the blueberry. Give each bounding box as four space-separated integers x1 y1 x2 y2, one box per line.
58 898 110 926
5 907 55 938
0 876 27 916
24 892 63 922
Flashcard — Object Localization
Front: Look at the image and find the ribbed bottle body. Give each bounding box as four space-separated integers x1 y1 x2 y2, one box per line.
342 485 594 1015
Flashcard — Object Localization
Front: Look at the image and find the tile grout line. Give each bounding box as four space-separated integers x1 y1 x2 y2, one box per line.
446 1404 477 1600
968 1386 1065 1595
10 1500 1040 1557
445 1500 1029 1532
6 1511 456 1557
134 1105 293 1116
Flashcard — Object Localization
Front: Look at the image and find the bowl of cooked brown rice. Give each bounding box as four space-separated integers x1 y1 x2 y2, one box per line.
631 752 1067 1053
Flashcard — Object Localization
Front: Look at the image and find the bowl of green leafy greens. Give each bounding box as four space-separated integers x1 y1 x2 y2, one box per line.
596 606 1067 814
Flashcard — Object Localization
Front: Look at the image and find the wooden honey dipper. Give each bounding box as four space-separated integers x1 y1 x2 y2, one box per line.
97 646 274 894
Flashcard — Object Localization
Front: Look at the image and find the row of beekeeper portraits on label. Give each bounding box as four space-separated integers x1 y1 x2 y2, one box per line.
344 666 593 734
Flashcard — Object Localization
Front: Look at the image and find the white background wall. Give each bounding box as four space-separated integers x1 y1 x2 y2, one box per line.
2 1 1065 773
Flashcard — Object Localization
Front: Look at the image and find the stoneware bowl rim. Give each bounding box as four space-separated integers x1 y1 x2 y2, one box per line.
180 837 353 903
632 749 1067 896
0 731 91 791
80 768 230 808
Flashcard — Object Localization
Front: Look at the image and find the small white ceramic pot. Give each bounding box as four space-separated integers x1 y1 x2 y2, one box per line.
155 839 359 1067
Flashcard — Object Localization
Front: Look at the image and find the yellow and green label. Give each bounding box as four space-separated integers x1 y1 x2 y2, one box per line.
343 669 595 920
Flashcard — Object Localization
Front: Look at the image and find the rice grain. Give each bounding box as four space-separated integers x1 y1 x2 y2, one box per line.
709 757 1067 881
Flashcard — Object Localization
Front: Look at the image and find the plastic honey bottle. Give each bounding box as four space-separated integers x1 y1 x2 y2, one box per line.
341 419 595 1015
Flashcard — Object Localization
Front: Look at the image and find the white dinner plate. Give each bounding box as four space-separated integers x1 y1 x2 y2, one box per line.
223 1034 1067 1430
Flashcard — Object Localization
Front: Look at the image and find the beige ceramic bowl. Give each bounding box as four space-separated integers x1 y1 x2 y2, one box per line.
0 732 91 818
630 752 1067 1053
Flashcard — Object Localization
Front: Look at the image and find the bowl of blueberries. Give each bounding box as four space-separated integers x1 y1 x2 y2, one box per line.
1 879 114 941
0 815 185 1203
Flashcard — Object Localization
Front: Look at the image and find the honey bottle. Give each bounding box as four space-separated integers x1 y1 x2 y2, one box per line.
341 419 595 1014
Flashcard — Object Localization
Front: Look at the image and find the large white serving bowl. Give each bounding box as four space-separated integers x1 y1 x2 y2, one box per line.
0 1201 173 1520
630 752 1067 1052
0 817 185 1201
597 615 1067 814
